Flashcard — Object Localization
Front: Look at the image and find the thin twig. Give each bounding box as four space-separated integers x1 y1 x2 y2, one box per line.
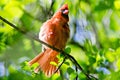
65 53 91 80
75 66 78 80
54 57 66 73
47 0 55 18
0 16 97 80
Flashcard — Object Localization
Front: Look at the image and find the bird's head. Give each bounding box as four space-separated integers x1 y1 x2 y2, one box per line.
60 4 69 19
53 4 69 22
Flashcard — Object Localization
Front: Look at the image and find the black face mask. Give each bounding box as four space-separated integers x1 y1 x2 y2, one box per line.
61 9 69 19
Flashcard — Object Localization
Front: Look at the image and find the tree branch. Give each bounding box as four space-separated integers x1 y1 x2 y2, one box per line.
54 57 66 74
0 16 97 80
75 66 78 80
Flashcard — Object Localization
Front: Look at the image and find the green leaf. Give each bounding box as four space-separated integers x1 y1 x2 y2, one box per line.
94 0 114 11
67 67 74 74
116 59 120 71
78 72 86 80
57 53 64 59
50 61 57 66
21 61 31 71
114 0 120 10
64 47 71 54
64 62 70 66
52 73 60 80
105 50 115 62
116 47 120 55
89 56 96 64
69 72 77 80
31 62 39 70
99 49 105 56
8 65 17 73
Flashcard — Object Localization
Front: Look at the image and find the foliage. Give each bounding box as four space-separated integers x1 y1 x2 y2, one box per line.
0 0 120 80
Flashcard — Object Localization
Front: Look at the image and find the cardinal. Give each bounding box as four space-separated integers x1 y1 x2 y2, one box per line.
28 4 70 77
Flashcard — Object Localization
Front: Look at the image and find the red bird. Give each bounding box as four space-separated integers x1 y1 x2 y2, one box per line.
28 4 70 76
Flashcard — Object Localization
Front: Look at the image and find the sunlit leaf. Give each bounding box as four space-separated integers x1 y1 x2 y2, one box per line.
21 61 31 71
116 47 120 55
114 0 120 10
8 65 17 73
69 72 77 80
78 72 86 80
50 61 57 66
116 59 120 71
105 50 115 62
31 62 39 70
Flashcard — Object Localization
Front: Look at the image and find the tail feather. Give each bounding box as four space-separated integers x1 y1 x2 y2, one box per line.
28 52 44 66
28 49 59 77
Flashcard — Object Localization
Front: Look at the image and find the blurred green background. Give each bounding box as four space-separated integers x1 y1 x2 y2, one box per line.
0 0 120 80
